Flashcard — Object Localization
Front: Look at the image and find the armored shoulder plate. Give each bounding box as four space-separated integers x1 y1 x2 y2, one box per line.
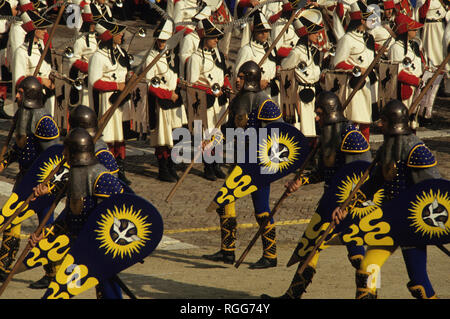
407 143 437 168
93 171 124 198
340 124 370 153
95 149 119 174
33 115 60 140
257 99 282 121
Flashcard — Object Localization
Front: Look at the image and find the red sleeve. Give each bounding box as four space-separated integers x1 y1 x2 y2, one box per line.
418 0 430 19
277 47 292 58
93 79 118 91
398 70 420 87
269 10 283 24
238 0 252 8
175 25 186 33
336 3 344 20
72 60 89 73
43 33 52 49
223 76 232 89
192 84 213 95
148 85 173 100
335 61 354 71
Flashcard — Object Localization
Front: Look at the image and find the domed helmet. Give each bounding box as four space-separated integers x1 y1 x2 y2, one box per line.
17 76 44 109
381 99 411 135
64 127 98 167
238 61 261 92
315 91 346 125
68 105 98 138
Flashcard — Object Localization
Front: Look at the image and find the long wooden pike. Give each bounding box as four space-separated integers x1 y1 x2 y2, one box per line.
258 0 307 67
0 31 185 295
341 35 394 111
0 183 68 296
0 3 67 170
409 52 450 124
33 1 66 77
234 139 320 268
165 1 309 203
286 156 378 268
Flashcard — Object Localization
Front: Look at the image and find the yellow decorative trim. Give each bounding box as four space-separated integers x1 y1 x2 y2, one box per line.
340 130 370 153
406 144 437 168
257 99 282 121
34 116 60 140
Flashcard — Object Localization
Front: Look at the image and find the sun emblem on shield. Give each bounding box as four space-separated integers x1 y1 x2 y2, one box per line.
336 172 384 218
95 205 152 259
258 131 300 174
408 190 450 239
37 155 69 183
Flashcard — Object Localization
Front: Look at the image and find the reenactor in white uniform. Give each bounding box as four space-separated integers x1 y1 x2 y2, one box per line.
234 10 279 104
0 0 17 118
388 13 424 109
13 9 55 116
68 3 98 107
416 0 448 104
173 0 202 27
88 19 132 185
281 11 324 137
186 18 231 180
332 1 376 142
178 5 211 79
146 19 187 182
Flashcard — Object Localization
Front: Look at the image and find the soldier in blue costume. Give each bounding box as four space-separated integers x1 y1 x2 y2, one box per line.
28 104 123 290
31 127 125 299
262 91 371 298
202 61 283 269
0 76 60 281
332 99 442 299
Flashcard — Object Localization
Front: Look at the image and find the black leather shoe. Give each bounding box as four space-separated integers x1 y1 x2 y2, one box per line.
29 275 54 289
202 250 235 264
249 257 277 269
203 164 217 181
213 163 226 179
0 269 9 282
0 99 12 119
260 293 290 299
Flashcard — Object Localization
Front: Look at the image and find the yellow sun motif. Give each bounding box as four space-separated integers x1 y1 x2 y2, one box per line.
95 204 152 259
37 155 64 183
408 189 450 239
257 131 300 174
336 172 383 218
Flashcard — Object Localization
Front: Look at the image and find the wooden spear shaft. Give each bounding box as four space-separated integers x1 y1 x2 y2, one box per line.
286 157 377 270
234 139 320 268
408 52 450 117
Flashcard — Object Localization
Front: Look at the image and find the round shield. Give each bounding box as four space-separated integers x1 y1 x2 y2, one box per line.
299 88 315 103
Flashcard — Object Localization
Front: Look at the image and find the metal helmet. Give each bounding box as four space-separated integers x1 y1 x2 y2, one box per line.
238 61 261 92
63 127 98 167
17 76 44 109
381 99 411 135
315 91 346 125
68 105 98 138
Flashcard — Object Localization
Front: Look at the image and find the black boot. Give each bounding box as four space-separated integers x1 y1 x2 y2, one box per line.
202 210 237 264
202 250 235 264
355 270 378 299
0 234 20 282
158 157 177 182
29 262 57 289
117 158 132 185
167 157 180 181
203 163 217 181
261 264 316 299
250 215 277 269
213 163 226 179
0 98 12 120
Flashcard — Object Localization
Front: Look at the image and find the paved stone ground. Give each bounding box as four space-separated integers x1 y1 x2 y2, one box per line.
0 18 447 301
